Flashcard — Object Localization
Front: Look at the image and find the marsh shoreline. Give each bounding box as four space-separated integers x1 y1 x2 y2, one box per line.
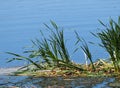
0 67 120 88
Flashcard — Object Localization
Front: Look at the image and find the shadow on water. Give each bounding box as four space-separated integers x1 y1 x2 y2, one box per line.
0 75 118 88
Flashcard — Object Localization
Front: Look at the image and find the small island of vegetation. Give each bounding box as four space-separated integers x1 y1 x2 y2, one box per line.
7 17 120 78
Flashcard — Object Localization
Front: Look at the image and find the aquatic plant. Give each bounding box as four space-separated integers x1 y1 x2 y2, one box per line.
97 17 120 72
7 21 83 71
31 21 84 70
7 52 44 70
81 40 95 71
75 31 95 71
7 17 120 76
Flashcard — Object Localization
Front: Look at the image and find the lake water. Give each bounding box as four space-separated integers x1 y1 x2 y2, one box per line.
0 0 120 67
0 76 116 88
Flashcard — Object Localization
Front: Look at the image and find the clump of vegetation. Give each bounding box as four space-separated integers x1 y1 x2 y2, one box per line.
7 17 120 77
97 17 120 72
7 21 84 73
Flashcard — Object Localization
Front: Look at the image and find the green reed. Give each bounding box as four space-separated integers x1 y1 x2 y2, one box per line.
7 17 120 73
97 17 120 72
7 21 84 71
75 31 95 71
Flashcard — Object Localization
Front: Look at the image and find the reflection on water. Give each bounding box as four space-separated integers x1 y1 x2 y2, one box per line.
0 76 117 88
0 76 28 87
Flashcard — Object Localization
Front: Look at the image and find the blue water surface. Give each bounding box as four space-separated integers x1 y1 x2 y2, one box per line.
0 0 120 67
